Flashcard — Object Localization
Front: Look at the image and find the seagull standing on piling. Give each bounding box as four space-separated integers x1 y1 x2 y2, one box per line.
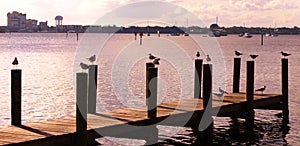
213 92 225 100
255 86 266 94
196 51 200 58
219 87 228 94
148 53 156 61
206 55 211 62
249 54 259 60
80 63 89 72
12 57 18 69
281 51 291 58
153 58 160 67
235 51 243 57
87 55 96 64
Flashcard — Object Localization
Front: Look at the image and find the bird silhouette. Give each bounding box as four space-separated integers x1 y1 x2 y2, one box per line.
206 55 211 62
148 53 156 61
281 51 291 58
153 58 160 66
249 54 258 60
196 51 200 58
12 57 18 69
255 86 266 94
80 63 89 72
235 51 243 57
213 92 224 100
219 87 228 94
87 55 96 64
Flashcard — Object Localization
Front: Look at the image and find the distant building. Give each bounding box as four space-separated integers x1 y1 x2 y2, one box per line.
7 11 26 30
26 19 38 32
39 21 48 32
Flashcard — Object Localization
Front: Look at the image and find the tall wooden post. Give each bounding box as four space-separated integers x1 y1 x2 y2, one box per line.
194 59 203 98
202 64 213 142
282 59 289 124
261 33 264 46
146 63 155 105
246 61 255 130
233 58 241 93
76 73 88 146
88 65 98 114
147 67 157 120
11 69 22 126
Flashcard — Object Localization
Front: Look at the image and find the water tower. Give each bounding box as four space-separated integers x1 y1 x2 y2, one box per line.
55 15 63 26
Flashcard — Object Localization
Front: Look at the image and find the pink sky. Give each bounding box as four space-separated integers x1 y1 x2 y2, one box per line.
1 0 299 27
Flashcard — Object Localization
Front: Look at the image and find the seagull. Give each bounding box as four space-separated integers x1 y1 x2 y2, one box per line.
249 54 258 60
213 92 224 100
219 87 228 94
148 53 156 61
196 51 200 58
235 51 243 57
255 86 266 94
281 51 291 58
80 63 89 72
153 58 160 66
206 55 211 62
87 55 96 64
12 57 18 69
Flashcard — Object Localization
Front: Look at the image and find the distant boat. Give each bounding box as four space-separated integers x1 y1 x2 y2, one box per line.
182 32 189 36
243 33 252 38
238 33 244 37
170 32 180 36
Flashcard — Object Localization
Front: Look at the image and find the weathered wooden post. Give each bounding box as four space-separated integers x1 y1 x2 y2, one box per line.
88 65 98 114
76 73 88 146
246 61 255 130
194 59 203 98
145 66 158 145
261 33 264 46
202 64 213 142
282 58 289 124
146 63 155 105
147 67 158 120
233 58 241 93
11 69 22 126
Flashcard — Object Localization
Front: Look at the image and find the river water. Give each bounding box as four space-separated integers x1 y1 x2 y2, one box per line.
0 33 299 145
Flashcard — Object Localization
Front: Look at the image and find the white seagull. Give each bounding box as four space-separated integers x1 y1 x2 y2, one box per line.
153 58 160 66
206 55 211 62
219 87 228 94
80 63 89 72
281 51 291 58
196 51 200 58
255 86 266 94
87 55 96 64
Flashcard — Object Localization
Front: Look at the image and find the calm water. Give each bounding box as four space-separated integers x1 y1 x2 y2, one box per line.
0 33 299 145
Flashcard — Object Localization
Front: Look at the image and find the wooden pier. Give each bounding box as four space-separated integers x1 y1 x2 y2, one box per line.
0 93 283 146
1 57 289 145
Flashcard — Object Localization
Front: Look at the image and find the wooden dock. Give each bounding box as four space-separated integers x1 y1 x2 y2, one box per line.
0 93 283 146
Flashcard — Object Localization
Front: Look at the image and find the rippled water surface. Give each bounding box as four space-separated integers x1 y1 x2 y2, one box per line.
0 33 299 145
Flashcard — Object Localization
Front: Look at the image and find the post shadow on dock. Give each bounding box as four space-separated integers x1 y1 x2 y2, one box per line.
11 69 22 126
75 73 88 146
88 65 98 114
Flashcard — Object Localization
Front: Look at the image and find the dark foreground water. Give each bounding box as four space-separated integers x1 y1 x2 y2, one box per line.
0 33 299 145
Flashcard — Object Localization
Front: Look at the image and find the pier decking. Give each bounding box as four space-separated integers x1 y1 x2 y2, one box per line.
0 93 282 146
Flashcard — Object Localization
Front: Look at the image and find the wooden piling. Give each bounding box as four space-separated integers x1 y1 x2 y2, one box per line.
246 61 255 130
11 69 22 126
202 64 213 141
88 65 98 114
233 58 241 93
194 59 203 98
282 59 289 124
146 63 155 105
147 67 158 120
261 33 264 46
76 73 88 146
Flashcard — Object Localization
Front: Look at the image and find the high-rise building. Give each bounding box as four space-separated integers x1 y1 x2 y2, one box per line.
7 11 26 29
